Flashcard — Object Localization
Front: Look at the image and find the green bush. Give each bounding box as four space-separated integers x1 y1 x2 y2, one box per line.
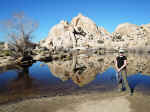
0 42 4 45
97 40 104 44
2 50 12 56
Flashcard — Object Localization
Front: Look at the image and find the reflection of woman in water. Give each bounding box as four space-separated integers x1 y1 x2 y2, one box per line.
115 49 129 92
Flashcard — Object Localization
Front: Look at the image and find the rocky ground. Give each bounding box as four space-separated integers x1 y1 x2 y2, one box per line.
0 91 149 112
0 56 15 67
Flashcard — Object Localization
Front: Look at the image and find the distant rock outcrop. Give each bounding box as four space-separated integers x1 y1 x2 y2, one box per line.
0 42 10 50
115 23 139 35
113 23 150 50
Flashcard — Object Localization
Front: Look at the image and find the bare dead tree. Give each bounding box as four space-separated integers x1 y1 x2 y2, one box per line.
1 12 38 58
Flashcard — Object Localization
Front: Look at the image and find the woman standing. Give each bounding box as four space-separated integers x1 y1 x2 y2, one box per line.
115 49 129 91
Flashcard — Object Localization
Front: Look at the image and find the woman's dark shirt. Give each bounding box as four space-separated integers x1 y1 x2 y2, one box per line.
116 56 127 69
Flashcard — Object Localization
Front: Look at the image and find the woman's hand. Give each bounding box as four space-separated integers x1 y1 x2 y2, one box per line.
117 68 121 72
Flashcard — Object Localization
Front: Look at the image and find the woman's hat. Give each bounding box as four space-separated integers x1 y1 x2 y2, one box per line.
119 49 124 53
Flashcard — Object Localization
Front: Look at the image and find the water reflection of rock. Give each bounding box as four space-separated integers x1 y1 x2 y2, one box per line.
46 55 104 87
46 54 150 86
127 54 150 75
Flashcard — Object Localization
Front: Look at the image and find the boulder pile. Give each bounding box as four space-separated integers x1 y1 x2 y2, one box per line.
40 14 150 52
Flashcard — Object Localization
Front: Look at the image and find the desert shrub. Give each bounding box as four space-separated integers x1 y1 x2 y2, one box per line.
1 12 38 58
0 42 4 45
97 40 104 44
2 50 12 56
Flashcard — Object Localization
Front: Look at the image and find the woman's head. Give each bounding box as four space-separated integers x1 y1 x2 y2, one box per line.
119 49 124 56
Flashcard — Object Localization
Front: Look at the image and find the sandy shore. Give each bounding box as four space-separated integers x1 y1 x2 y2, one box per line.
0 91 150 112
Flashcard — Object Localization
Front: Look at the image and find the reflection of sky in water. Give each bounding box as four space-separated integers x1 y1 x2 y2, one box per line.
96 67 117 83
29 61 63 85
0 70 17 90
128 73 150 91
0 62 150 94
84 67 117 86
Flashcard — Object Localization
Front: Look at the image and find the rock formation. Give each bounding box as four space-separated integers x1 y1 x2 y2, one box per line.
40 13 109 51
40 14 150 52
112 23 150 50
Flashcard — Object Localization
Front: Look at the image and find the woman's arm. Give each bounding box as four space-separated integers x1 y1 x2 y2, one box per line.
118 60 127 72
115 58 119 72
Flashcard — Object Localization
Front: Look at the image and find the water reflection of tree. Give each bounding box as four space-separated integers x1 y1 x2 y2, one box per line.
72 55 87 75
8 66 34 92
72 55 87 85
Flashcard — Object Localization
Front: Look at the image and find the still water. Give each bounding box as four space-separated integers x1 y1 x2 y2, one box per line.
0 53 150 104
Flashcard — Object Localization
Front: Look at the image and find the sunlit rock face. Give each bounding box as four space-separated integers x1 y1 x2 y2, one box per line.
40 20 74 49
45 54 150 86
71 13 98 34
40 14 150 51
115 23 139 35
112 23 150 50
40 13 109 50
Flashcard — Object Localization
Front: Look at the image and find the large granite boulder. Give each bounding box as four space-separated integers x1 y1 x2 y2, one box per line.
4 42 10 50
40 14 150 52
115 23 139 36
112 23 150 50
40 14 108 50
71 13 98 34
40 20 74 50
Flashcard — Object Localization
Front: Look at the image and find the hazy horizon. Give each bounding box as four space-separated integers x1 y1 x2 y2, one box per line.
0 0 150 42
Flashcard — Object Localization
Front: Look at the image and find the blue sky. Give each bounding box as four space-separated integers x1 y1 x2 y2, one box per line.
0 0 150 42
